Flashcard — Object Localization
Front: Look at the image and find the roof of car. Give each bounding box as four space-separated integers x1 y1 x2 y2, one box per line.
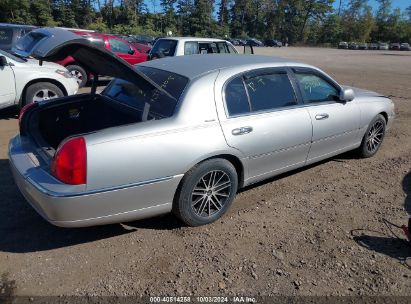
157 37 227 42
139 54 302 79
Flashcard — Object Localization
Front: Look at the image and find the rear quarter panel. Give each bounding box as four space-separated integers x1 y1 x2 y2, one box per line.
84 71 245 191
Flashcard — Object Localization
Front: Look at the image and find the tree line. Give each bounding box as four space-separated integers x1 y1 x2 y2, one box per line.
1 0 410 45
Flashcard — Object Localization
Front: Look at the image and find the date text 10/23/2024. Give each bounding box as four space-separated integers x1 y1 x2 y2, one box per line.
149 296 257 303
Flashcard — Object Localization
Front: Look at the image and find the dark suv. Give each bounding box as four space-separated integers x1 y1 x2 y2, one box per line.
0 23 36 51
265 39 282 47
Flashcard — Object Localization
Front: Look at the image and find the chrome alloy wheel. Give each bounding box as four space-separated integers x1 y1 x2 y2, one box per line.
32 89 58 102
366 120 384 153
70 70 83 84
191 170 232 218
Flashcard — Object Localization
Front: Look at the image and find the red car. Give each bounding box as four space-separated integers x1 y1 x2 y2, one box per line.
56 31 148 87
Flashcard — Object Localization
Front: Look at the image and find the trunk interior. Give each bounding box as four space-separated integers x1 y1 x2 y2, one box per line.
31 95 142 152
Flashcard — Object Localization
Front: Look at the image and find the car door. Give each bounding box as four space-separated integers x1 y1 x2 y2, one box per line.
292 68 361 163
216 68 312 184
0 54 16 107
108 37 145 65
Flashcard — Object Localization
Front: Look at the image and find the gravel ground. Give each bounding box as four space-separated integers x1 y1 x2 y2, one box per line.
0 47 410 298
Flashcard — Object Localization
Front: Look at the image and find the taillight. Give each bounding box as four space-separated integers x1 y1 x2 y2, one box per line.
51 137 87 185
19 102 38 134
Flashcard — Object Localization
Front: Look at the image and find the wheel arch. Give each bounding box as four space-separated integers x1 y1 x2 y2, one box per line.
203 154 245 189
378 111 388 123
177 153 245 192
20 78 68 107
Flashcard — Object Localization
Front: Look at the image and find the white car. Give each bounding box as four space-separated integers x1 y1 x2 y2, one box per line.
0 49 78 110
149 37 239 59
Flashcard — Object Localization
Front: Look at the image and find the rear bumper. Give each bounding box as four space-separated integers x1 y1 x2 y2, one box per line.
9 135 182 227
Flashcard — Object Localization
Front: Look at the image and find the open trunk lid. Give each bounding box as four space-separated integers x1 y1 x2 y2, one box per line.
12 27 166 92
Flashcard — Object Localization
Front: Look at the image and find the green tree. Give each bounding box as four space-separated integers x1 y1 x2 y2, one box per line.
0 0 33 24
191 0 215 36
161 0 177 35
30 0 57 26
341 0 375 42
176 0 194 35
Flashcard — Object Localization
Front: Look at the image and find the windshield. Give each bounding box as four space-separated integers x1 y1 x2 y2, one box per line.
103 66 188 119
0 49 26 62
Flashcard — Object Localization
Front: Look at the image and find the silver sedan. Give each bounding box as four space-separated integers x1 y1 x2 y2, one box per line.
9 28 395 227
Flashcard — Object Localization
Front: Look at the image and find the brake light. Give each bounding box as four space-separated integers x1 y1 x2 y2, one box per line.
51 137 87 185
19 102 38 134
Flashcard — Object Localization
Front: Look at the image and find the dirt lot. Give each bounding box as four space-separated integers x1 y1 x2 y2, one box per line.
0 47 410 298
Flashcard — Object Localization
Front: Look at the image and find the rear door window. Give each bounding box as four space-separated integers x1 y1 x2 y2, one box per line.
225 76 250 116
184 41 199 55
244 71 297 112
199 42 219 54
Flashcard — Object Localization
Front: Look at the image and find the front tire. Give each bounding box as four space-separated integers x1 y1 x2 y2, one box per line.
24 82 64 106
66 65 88 87
173 159 238 227
358 114 386 158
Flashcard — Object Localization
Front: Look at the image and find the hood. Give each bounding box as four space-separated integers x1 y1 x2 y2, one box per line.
25 58 63 69
12 27 142 83
342 85 385 98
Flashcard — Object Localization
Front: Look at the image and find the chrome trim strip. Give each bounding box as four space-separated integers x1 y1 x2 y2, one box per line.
51 202 172 226
26 175 178 198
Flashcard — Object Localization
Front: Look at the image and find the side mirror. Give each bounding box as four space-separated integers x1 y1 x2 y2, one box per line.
0 56 8 66
339 88 355 102
243 44 254 55
128 49 135 55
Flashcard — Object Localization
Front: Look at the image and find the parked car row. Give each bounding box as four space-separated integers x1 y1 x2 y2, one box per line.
55 31 148 87
1 23 151 88
0 49 78 110
228 38 282 47
148 37 240 59
338 41 410 50
9 27 395 228
0 23 79 110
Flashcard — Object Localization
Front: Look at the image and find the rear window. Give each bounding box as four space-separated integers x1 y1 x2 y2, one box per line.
14 31 47 53
103 66 188 118
150 39 177 57
85 37 105 48
0 28 13 44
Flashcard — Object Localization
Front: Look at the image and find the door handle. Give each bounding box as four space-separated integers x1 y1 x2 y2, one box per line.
315 113 329 120
232 126 253 135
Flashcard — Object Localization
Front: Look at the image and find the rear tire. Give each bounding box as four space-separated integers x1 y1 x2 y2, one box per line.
173 159 238 227
66 65 87 88
24 82 64 106
358 114 386 158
